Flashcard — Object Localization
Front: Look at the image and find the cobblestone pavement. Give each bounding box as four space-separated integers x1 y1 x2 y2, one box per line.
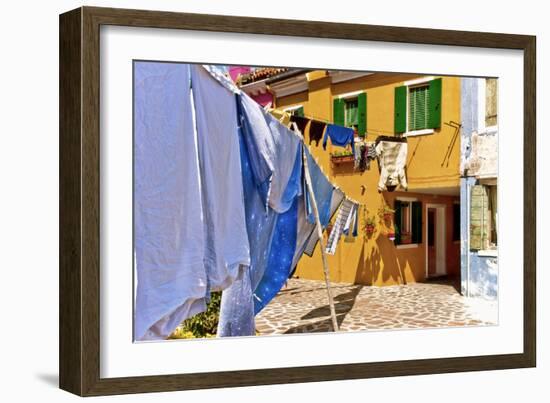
255 277 498 335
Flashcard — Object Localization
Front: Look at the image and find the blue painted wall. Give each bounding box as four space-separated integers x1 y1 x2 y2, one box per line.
460 78 498 300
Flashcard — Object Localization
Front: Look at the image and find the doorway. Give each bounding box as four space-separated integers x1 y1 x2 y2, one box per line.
426 204 446 278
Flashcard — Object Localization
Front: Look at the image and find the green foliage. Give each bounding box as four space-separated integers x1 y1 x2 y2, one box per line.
169 292 221 339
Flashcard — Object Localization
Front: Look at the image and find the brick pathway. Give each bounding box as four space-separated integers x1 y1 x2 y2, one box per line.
255 277 497 335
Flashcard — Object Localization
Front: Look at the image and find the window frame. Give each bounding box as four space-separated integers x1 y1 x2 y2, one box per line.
395 197 421 249
402 76 436 137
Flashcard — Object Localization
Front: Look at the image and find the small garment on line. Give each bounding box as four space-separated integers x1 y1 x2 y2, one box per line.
325 199 356 255
304 147 334 226
302 187 345 257
290 115 310 136
354 141 362 169
323 124 355 155
308 120 327 146
375 141 408 192
343 203 359 237
359 144 369 171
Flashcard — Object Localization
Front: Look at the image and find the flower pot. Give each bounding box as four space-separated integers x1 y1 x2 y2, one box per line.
365 224 375 236
330 154 355 166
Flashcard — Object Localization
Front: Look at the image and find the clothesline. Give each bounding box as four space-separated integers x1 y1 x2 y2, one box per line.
271 107 401 139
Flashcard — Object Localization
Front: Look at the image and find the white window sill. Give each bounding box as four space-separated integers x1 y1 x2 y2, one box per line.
477 249 498 257
403 129 434 137
396 243 420 249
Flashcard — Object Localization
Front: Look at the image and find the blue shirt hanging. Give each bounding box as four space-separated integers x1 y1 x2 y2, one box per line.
322 124 355 155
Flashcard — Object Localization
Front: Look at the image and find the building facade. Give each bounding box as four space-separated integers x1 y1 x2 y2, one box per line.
252 70 463 287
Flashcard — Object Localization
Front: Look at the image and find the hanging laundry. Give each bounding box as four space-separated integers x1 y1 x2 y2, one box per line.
252 145 303 315
217 125 277 337
304 147 334 226
191 65 251 293
343 203 359 237
359 144 369 171
325 200 356 255
290 115 310 136
367 142 377 159
134 62 207 341
375 140 408 192
354 141 362 169
253 197 299 314
303 187 345 257
308 120 327 146
239 94 302 213
323 124 355 155
217 96 303 337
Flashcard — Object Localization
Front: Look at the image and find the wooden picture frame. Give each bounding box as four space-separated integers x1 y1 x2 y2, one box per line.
59 6 536 396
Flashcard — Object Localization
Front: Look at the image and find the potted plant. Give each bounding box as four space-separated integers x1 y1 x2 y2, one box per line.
378 204 394 224
330 149 355 165
364 215 376 237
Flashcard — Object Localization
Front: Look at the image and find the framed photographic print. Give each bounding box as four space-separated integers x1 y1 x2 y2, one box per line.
59 6 536 396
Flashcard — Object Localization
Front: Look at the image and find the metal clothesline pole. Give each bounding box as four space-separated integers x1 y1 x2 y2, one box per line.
301 147 339 332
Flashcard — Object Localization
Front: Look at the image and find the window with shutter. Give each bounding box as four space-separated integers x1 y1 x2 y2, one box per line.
394 200 422 245
344 98 358 127
409 85 430 131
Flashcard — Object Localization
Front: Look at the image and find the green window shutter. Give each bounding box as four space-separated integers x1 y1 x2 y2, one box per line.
294 106 304 117
357 92 367 136
333 98 345 126
409 86 429 131
428 78 442 129
470 185 489 250
394 86 407 133
412 201 423 243
393 200 402 245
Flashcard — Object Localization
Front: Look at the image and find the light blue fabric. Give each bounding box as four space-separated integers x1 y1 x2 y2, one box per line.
191 65 250 292
134 62 207 341
304 147 334 226
238 94 302 212
322 124 355 155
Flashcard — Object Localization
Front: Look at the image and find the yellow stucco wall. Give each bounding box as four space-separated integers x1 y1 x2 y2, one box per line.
275 72 461 286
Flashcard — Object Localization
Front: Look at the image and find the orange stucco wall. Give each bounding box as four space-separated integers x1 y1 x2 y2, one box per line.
275 72 461 286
